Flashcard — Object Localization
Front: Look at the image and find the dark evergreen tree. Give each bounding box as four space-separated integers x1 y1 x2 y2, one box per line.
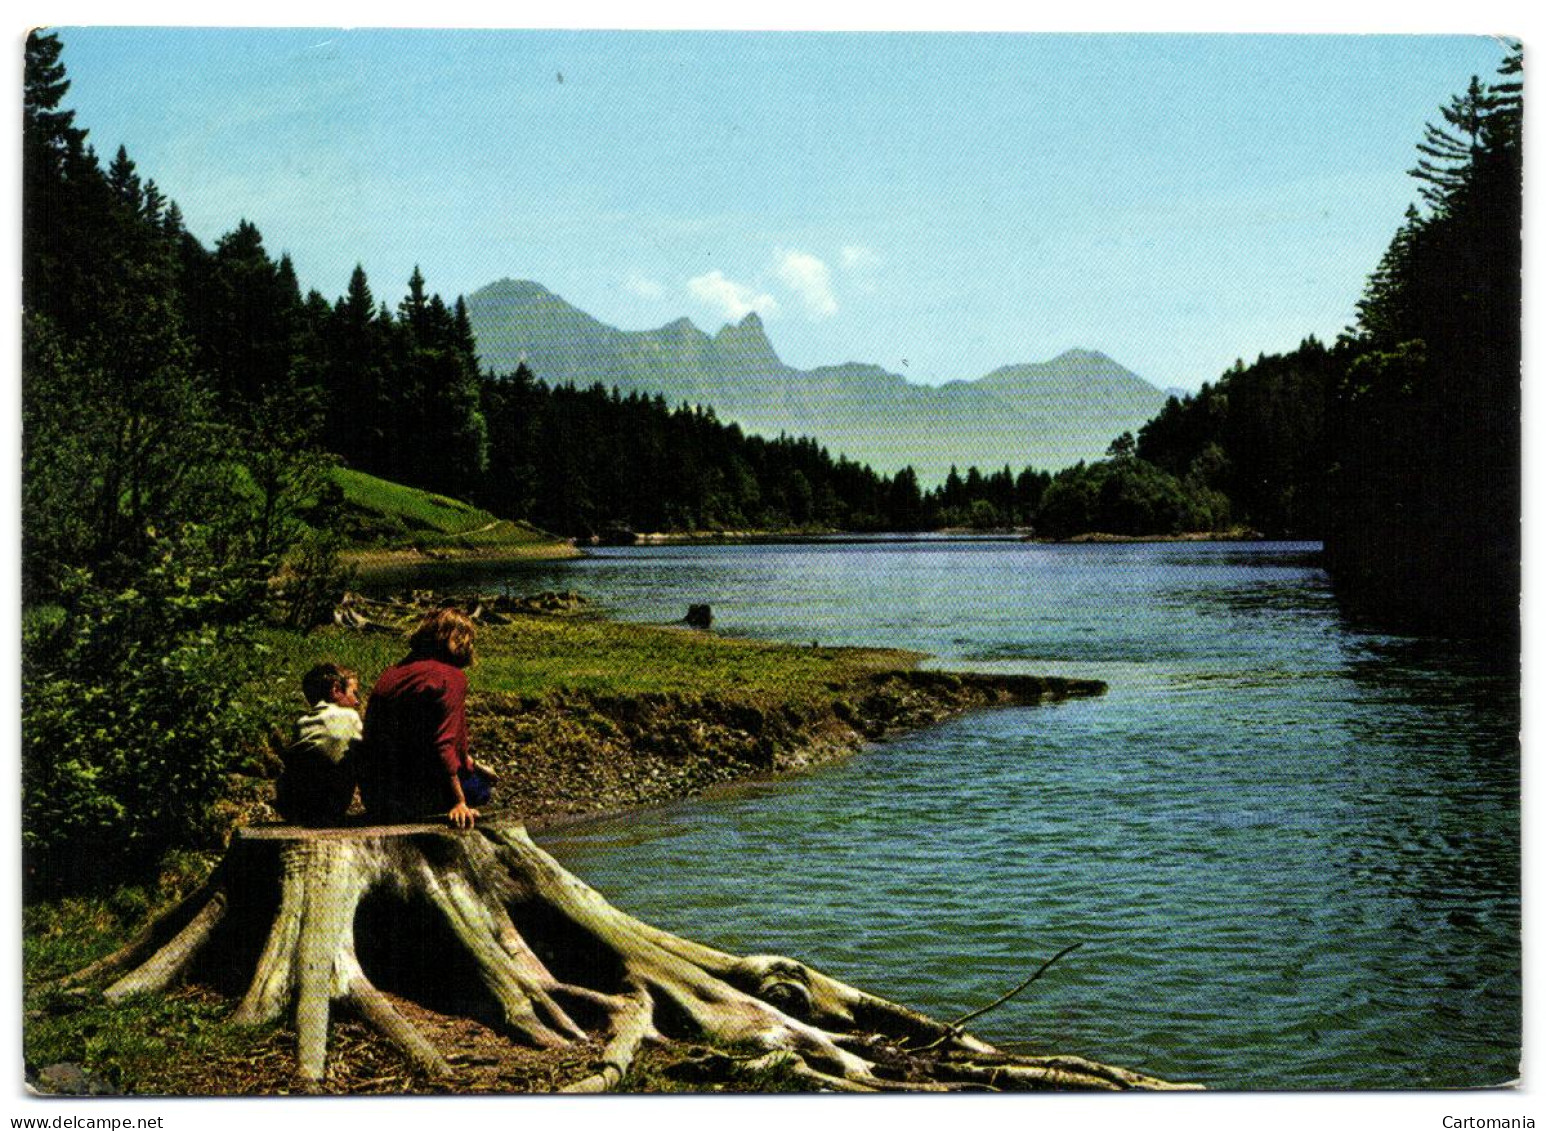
1325 44 1521 642
1408 76 1493 209
323 264 391 474
1014 467 1050 521
1134 339 1333 537
191 220 307 414
479 363 542 520
106 145 142 208
411 289 490 498
23 31 92 331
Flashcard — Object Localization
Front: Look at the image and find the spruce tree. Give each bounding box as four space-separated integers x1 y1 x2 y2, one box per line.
1326 44 1522 640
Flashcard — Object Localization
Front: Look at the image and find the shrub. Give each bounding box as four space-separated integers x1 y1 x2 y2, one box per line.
21 548 266 897
270 527 356 629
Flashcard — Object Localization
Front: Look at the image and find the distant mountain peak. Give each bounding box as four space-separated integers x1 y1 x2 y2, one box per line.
978 349 1152 391
711 311 782 370
463 278 1168 479
477 277 555 298
715 310 769 338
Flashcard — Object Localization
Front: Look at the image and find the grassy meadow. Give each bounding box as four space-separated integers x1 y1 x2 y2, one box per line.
331 467 577 561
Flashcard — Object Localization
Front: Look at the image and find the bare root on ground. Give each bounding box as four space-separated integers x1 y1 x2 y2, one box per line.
54 820 1196 1093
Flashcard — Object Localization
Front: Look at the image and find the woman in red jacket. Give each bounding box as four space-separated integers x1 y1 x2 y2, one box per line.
358 607 496 828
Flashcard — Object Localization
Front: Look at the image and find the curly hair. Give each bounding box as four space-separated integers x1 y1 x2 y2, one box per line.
407 607 477 667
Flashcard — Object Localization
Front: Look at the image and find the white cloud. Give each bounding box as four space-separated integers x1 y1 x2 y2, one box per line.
687 270 779 321
623 272 664 299
775 249 838 319
841 244 881 271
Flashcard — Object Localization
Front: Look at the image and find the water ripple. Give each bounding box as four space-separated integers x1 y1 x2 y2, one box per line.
525 540 1518 1090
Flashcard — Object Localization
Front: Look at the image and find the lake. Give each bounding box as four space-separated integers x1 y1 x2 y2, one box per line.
465 538 1519 1090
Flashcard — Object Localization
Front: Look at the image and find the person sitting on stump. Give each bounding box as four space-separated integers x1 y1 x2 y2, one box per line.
274 662 362 825
357 607 498 829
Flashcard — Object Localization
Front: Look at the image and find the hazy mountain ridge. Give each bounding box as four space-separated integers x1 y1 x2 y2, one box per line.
465 278 1167 480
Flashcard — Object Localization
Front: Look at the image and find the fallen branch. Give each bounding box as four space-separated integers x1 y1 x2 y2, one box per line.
911 941 1085 1054
951 941 1085 1029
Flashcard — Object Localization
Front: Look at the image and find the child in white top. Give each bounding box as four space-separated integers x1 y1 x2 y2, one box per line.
274 662 362 824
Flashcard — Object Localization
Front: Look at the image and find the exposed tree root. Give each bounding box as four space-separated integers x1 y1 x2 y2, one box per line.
61 818 1199 1093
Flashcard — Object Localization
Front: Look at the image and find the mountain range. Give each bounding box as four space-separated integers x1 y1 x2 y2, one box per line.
464 279 1170 483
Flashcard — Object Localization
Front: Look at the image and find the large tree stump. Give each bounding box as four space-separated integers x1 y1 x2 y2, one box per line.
55 818 1198 1093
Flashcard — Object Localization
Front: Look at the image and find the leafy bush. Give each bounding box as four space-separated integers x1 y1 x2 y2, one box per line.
271 527 357 629
22 547 267 897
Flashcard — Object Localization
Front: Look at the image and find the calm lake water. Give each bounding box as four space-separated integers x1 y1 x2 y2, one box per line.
470 538 1519 1090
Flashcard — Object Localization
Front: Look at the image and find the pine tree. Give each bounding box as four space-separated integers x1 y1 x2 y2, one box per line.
1408 76 1492 208
23 30 88 176
325 265 388 472
398 265 429 334
140 179 166 227
452 296 479 363
1326 44 1522 641
195 220 305 417
106 145 142 210
24 30 95 332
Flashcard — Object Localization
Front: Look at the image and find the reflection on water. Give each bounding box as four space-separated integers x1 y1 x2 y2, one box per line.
460 539 1516 1090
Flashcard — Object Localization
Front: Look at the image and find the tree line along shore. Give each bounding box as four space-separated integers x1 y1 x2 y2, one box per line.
26 28 1521 648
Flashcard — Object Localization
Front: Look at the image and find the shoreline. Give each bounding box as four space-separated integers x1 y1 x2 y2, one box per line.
1047 528 1268 544
336 528 1295 569
277 587 1109 834
592 527 1283 546
470 665 1105 828
340 541 581 581
23 593 1108 1096
271 585 1110 833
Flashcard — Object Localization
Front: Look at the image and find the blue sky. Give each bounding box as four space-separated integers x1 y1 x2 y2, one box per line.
53 27 1512 391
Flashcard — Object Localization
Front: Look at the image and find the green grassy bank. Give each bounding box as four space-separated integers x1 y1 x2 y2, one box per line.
24 594 1104 1095
330 468 578 570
